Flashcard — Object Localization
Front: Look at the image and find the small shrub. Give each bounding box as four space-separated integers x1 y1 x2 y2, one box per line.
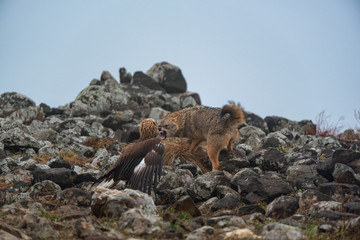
315 110 344 137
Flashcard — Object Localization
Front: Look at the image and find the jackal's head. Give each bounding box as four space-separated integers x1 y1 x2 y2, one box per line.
158 116 179 138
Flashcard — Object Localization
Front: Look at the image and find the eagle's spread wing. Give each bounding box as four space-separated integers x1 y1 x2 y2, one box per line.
93 138 163 193
128 143 163 195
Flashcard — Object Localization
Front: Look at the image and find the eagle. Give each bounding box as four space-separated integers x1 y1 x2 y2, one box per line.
92 118 166 195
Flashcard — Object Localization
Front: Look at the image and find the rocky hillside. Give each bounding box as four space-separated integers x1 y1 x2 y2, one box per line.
1 62 359 240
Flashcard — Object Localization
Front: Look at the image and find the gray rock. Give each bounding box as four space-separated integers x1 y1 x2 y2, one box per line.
1 127 42 152
0 157 18 175
237 204 266 216
179 92 201 108
345 202 360 215
69 72 130 117
309 201 342 214
29 180 62 200
233 171 292 204
265 116 316 135
207 215 246 228
9 106 44 125
333 163 360 185
156 168 193 204
119 67 132 84
174 195 201 217
56 187 92 207
186 226 215 240
186 170 231 202
149 107 170 122
91 187 157 218
311 210 358 221
47 156 71 169
258 149 286 172
346 216 360 234
299 189 333 210
0 92 36 117
238 126 266 148
118 208 159 235
332 148 360 165
74 218 99 239
286 165 318 180
32 129 57 142
146 61 187 93
244 111 269 133
266 195 299 219
32 168 78 189
210 192 241 212
102 110 134 131
318 182 360 202
0 222 32 240
261 222 305 240
91 148 110 169
0 148 8 160
219 158 250 173
198 197 219 213
132 71 164 91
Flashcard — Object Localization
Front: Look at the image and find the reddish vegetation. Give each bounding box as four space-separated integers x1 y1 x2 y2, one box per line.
316 110 360 146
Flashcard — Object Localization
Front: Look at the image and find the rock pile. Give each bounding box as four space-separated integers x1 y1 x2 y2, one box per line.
1 62 360 239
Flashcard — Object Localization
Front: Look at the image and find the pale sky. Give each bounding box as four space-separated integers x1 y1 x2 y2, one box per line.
1 0 360 129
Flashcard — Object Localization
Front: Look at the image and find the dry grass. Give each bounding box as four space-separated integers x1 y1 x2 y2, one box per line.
58 151 93 165
315 110 344 137
315 110 360 146
34 151 93 165
163 138 210 173
83 137 117 153
0 179 12 189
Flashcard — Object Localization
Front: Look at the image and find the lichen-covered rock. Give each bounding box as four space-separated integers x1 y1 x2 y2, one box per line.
232 170 292 204
156 168 194 204
261 222 305 240
265 116 316 135
0 92 36 117
56 188 92 207
69 72 130 117
186 226 215 240
1 127 42 152
91 187 157 218
29 180 62 200
186 170 231 202
238 126 266 148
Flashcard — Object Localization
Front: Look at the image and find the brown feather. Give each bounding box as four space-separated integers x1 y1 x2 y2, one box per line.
93 118 164 195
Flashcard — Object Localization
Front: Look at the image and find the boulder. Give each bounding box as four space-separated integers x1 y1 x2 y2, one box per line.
265 116 316 135
266 195 299 219
119 67 132 84
186 170 231 202
0 92 36 117
132 71 164 91
261 222 305 240
91 187 157 218
69 71 130 117
1 127 42 152
32 168 78 189
232 170 292 204
146 61 187 93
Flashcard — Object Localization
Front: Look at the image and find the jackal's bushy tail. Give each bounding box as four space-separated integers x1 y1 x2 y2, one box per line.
220 102 245 124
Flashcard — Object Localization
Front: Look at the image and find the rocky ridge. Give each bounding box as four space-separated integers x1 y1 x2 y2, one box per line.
1 62 360 240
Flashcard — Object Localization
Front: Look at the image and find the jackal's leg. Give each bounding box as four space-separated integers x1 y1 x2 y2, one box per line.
227 138 235 152
207 146 220 170
188 139 201 152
